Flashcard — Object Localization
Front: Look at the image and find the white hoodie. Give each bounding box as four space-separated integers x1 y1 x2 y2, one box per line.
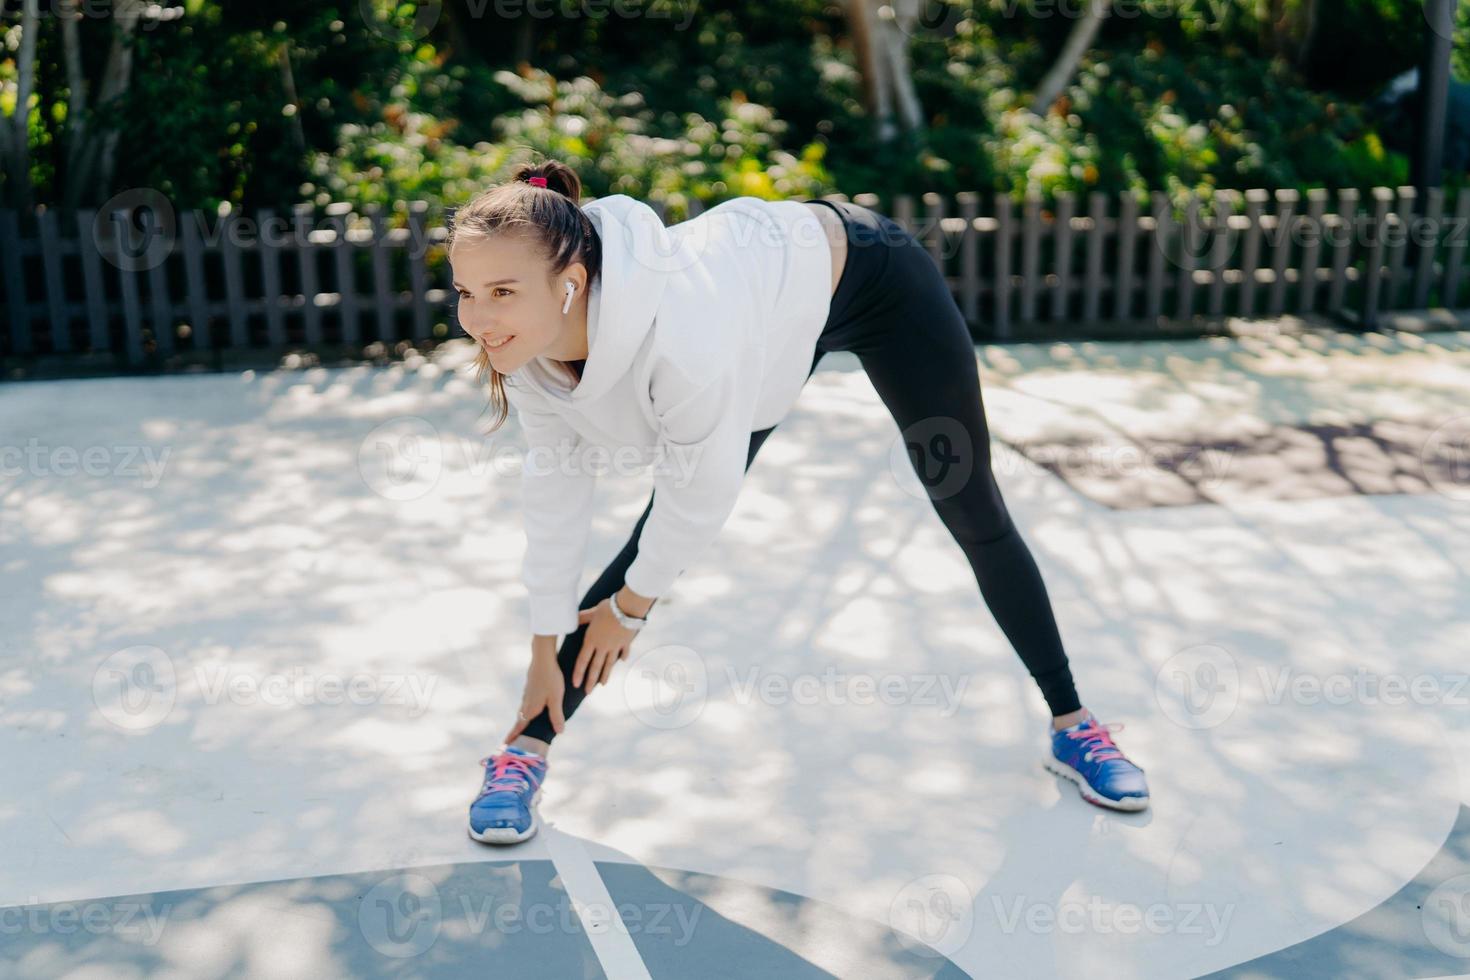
502 194 834 636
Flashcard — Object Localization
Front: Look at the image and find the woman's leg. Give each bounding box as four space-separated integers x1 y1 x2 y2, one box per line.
517 348 824 744
839 249 1082 718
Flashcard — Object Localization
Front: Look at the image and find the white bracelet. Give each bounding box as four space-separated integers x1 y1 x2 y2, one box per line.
610 591 649 630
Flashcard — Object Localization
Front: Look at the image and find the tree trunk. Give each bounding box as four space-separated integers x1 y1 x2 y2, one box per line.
884 0 926 134
1294 0 1324 71
61 0 91 205
514 15 534 67
1266 0 1286 58
1 0 41 213
278 43 307 155
844 0 925 142
1029 0 1112 117
62 0 144 211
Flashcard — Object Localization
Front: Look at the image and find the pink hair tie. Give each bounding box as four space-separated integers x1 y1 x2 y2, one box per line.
527 176 548 187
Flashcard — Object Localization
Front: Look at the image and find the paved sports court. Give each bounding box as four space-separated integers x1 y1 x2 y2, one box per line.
3 321 1468 977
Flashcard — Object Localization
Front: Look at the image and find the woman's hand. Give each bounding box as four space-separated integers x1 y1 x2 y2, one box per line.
504 644 566 742
571 597 642 692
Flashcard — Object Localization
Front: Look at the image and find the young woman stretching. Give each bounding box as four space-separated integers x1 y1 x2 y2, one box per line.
449 160 1150 843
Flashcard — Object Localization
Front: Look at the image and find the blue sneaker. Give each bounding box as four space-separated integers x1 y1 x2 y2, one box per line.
1044 711 1150 812
468 745 548 844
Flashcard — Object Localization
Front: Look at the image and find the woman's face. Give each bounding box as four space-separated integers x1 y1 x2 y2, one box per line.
450 231 584 375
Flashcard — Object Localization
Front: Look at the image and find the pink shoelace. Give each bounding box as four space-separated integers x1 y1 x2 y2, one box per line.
479 752 542 794
1063 719 1126 763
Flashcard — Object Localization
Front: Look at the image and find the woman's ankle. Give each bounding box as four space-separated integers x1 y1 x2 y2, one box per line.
511 734 552 758
1051 707 1089 731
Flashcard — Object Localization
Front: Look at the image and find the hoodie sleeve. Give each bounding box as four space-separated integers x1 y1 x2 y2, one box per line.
511 390 599 637
622 357 760 600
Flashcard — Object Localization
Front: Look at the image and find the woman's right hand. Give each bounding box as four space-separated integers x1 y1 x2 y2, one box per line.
504 640 566 742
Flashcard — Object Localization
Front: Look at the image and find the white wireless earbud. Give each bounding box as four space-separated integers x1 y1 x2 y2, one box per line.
561 281 575 314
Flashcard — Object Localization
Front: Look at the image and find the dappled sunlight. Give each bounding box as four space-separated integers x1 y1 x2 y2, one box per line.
983 327 1470 510
3 331 1468 978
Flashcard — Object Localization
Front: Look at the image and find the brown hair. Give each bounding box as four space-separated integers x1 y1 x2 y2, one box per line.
447 158 602 432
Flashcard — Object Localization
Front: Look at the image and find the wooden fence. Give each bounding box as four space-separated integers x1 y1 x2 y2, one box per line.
2 185 1467 367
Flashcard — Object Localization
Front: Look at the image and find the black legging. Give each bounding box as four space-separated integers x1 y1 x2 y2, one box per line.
519 199 1080 743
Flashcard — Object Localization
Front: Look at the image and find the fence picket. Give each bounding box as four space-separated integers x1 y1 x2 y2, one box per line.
294 204 324 346
408 201 431 341
1112 191 1137 320
328 203 359 346
1175 192 1200 321
1080 192 1106 323
1266 188 1298 317
1020 189 1042 323
1326 188 1358 315
994 192 1014 339
1297 189 1328 314
893 194 915 235
76 208 110 352
1412 186 1443 309
6 186 1470 371
1237 188 1269 318
259 207 287 348
112 209 145 363
1143 192 1167 320
925 192 945 273
1382 186 1416 313
1 210 30 355
1206 190 1236 317
369 204 394 343
182 211 211 350
38 209 70 353
221 209 249 348
1442 189 1470 309
958 191 979 322
147 224 174 357
1360 187 1394 328
1051 191 1076 321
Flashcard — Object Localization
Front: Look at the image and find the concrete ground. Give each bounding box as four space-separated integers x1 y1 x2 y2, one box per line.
2 323 1468 978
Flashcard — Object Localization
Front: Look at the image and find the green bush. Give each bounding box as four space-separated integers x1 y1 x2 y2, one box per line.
307 67 831 222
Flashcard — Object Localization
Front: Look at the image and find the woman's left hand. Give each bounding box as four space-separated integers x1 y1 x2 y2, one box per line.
572 598 640 692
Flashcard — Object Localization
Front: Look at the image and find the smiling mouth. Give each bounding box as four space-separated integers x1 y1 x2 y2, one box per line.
481 335 516 351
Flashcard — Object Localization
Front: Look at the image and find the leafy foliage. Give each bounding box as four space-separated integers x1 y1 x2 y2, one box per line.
0 0 1460 214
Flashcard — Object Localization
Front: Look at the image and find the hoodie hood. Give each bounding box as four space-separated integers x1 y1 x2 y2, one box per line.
515 194 684 404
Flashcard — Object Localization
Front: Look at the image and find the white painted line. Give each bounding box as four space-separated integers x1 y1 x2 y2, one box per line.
542 822 653 980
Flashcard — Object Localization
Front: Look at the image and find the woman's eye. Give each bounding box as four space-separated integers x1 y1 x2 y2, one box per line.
492 288 512 298
457 289 471 299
